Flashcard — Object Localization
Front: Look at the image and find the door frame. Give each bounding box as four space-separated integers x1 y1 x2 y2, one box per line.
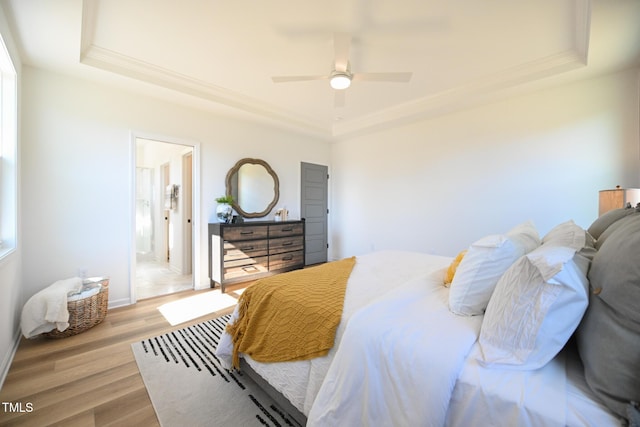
129 131 202 304
182 151 193 275
161 162 171 263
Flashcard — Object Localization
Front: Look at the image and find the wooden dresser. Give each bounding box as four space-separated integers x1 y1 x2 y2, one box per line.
208 220 305 292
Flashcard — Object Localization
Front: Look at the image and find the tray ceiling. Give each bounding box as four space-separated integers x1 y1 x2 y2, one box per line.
3 0 640 139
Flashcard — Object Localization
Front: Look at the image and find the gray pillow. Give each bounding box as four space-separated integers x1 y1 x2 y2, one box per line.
576 214 640 419
594 210 639 250
588 206 636 241
629 402 640 427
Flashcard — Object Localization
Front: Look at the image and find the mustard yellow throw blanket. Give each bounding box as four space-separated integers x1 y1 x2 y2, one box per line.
227 256 356 369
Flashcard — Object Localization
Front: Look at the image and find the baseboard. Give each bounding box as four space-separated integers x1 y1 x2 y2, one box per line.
108 297 132 309
0 327 21 391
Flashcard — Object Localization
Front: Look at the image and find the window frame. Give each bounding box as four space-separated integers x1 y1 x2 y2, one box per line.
0 32 17 261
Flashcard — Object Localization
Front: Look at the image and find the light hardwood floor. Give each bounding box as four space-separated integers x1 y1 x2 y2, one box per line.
0 286 245 427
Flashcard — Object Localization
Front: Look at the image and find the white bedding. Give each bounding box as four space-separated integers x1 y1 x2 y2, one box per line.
446 345 569 427
446 342 620 427
215 251 452 413
307 274 483 426
216 251 620 426
307 270 619 427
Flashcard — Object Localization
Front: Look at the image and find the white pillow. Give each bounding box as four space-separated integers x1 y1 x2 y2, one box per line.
542 220 586 250
449 221 540 316
478 244 589 370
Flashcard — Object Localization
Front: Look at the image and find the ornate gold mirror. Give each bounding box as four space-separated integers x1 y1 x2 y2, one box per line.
225 158 280 218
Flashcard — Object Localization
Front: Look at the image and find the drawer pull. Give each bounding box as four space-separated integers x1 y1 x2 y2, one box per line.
242 266 259 273
281 227 294 232
282 255 294 261
240 246 254 251
240 230 254 235
282 241 293 246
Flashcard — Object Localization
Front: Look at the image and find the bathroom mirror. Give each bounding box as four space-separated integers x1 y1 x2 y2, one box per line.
225 158 279 218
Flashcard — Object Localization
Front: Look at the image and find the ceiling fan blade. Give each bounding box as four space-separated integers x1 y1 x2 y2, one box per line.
272 75 327 83
334 90 346 108
333 32 351 73
352 72 413 82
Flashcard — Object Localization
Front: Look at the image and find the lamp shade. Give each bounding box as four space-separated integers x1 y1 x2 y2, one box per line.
599 187 640 216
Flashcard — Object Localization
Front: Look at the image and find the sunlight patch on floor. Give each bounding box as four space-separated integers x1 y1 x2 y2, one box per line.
158 291 238 326
233 287 247 296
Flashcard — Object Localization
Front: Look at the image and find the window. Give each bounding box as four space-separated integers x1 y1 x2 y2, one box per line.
0 32 17 260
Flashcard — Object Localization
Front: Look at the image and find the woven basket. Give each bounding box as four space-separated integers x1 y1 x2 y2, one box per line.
43 277 110 339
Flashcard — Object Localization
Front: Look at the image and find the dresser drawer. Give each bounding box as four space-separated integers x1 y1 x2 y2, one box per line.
209 220 305 292
223 255 269 280
223 239 268 261
269 250 304 271
223 225 268 241
269 223 304 238
269 235 304 255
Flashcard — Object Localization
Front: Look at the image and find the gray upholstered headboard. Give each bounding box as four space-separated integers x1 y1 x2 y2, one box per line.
577 205 640 421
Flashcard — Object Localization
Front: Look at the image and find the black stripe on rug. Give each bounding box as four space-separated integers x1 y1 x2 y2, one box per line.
132 313 303 427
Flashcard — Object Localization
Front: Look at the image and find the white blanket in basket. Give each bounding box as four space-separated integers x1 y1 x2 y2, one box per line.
21 277 82 338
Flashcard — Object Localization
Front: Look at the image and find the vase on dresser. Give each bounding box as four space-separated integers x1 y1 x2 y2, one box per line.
216 203 233 223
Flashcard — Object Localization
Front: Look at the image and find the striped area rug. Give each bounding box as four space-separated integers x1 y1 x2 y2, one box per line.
131 314 301 427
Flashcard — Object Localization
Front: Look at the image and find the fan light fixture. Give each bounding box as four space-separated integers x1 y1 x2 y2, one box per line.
330 71 351 90
271 33 413 106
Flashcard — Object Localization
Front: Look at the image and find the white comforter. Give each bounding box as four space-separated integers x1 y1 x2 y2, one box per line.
216 251 453 414
307 273 483 426
216 251 617 426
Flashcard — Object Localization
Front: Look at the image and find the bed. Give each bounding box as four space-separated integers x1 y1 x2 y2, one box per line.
215 210 640 426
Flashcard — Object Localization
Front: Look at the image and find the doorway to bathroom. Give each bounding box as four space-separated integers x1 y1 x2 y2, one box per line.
134 137 194 300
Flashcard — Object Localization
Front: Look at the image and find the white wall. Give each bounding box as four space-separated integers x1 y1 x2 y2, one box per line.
20 67 331 308
330 69 640 259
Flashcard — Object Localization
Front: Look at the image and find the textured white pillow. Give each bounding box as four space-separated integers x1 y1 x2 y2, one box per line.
478 245 589 370
449 221 540 316
542 219 586 250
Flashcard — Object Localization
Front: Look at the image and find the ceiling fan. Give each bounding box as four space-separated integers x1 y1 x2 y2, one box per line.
271 33 412 106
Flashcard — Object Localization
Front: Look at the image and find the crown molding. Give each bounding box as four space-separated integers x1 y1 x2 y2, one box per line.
80 44 330 136
80 0 328 137
332 49 586 138
332 0 591 138
80 0 591 140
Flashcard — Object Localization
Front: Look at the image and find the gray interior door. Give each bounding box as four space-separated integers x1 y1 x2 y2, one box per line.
301 162 328 265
